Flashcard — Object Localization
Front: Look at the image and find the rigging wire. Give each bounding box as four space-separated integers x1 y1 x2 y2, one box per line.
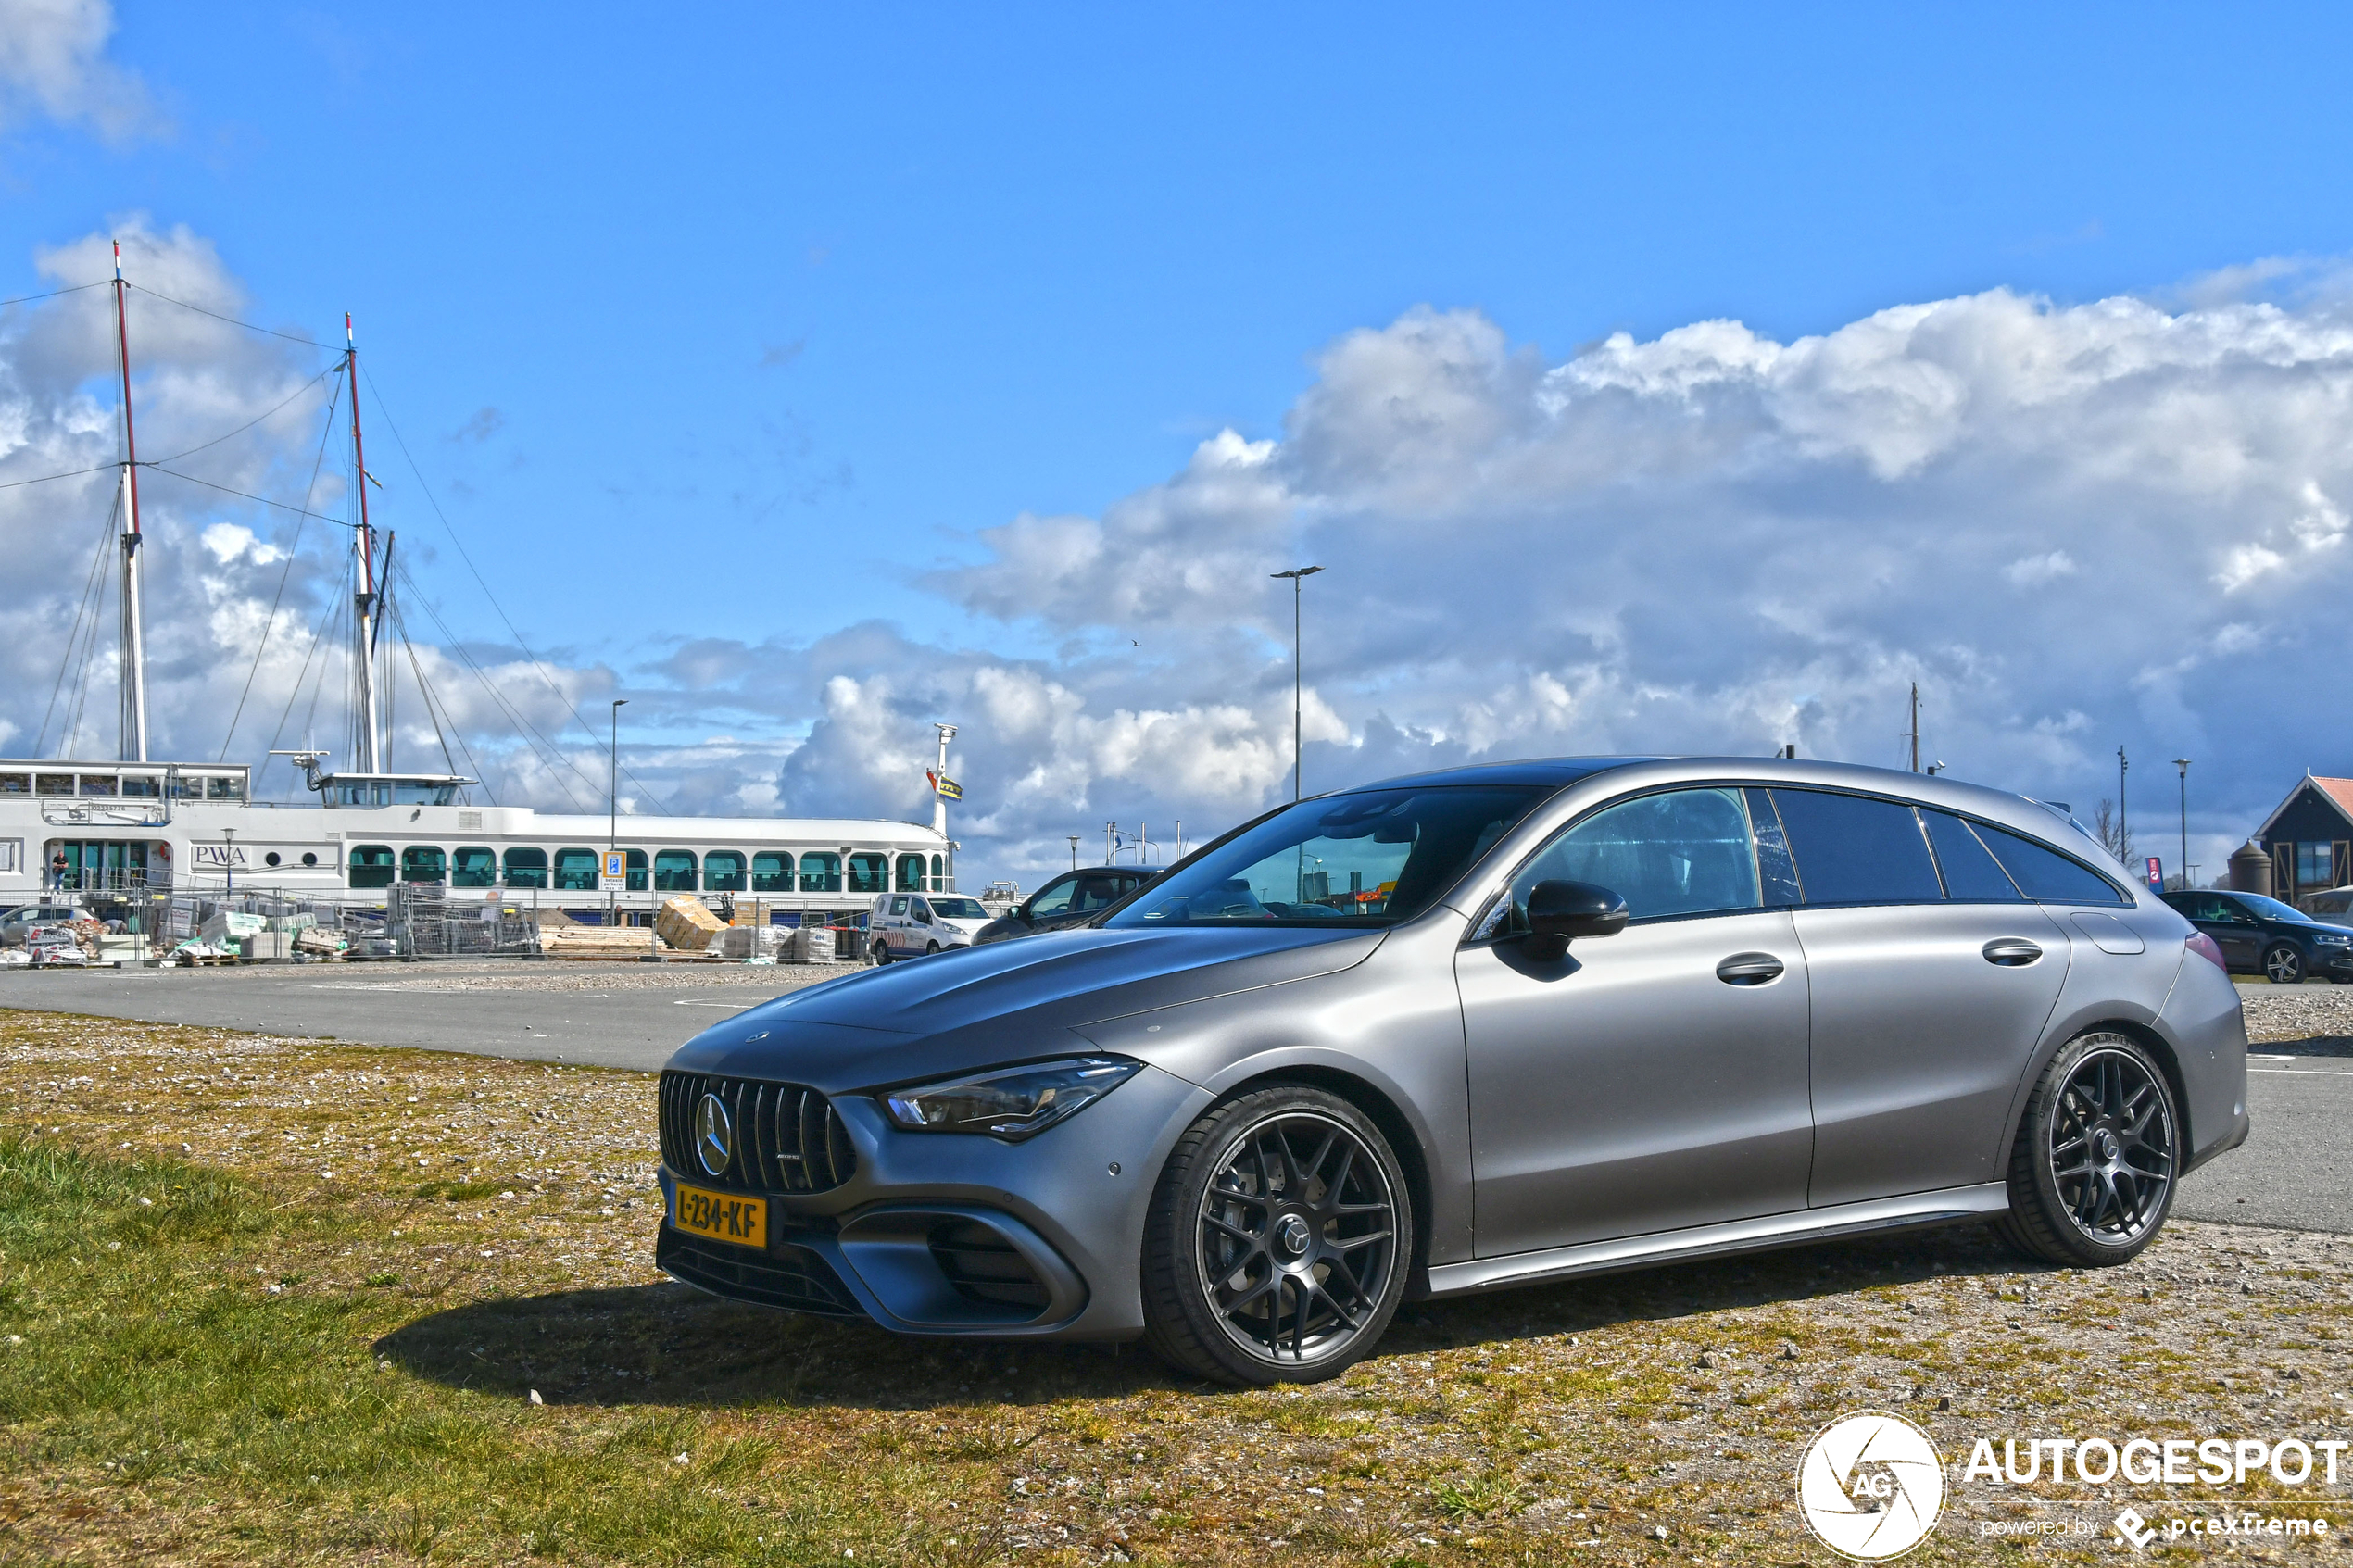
124 281 333 348
261 554 351 784
145 364 339 468
0 280 107 310
389 558 589 811
389 594 463 780
219 373 346 762
35 496 120 756
61 503 120 759
0 463 117 492
359 366 677 815
141 464 352 527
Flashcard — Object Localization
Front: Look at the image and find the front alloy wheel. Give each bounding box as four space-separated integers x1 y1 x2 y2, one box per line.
1994 1032 2178 1266
1141 1085 1412 1385
2264 943 2305 985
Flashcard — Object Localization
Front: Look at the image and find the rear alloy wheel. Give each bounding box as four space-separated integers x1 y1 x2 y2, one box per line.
1993 1032 2179 1267
1140 1085 1412 1386
871 939 889 966
925 941 940 956
2264 944 2305 985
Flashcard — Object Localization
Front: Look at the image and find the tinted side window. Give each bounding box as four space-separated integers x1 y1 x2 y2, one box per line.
1516 787 1761 921
1769 789 1944 905
1975 825 2128 905
1071 875 1122 911
1026 876 1077 918
1922 811 2022 901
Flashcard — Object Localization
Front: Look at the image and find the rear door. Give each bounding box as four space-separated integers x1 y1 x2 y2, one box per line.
2205 895 2267 969
1776 791 2072 1208
1458 785 1815 1255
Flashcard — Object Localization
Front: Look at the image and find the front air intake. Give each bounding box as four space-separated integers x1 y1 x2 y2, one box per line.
659 1072 856 1194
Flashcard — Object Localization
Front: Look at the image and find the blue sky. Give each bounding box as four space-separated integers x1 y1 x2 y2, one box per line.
7 3 2353 885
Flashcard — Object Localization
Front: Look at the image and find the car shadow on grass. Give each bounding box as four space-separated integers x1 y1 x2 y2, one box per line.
376 1220 2052 1410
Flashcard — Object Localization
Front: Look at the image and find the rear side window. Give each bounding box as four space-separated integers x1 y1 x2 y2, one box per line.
1921 811 2022 901
1975 824 2127 904
1769 789 1944 905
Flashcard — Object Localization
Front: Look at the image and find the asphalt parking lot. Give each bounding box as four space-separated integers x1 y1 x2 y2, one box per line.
0 960 2342 1234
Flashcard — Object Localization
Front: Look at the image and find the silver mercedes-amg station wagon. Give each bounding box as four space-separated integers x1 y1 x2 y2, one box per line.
655 758 2248 1385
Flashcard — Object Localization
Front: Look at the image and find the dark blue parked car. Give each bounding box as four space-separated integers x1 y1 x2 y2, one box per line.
2160 889 2353 984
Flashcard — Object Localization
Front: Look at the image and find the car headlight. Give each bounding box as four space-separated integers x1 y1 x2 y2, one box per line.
2318 934 2351 945
882 1057 1142 1141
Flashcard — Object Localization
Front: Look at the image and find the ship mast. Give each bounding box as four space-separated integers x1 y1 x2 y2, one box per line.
346 313 384 773
112 241 149 761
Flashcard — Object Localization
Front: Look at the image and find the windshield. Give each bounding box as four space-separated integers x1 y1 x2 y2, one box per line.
1105 786 1550 928
2237 893 2312 923
928 897 988 920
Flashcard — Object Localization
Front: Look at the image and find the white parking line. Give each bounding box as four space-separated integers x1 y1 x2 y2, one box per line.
2248 1067 2353 1076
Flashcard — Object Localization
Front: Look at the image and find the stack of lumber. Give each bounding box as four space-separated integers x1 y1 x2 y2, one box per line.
543 926 671 961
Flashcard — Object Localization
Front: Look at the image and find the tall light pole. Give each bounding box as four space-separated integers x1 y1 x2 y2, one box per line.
1270 565 1323 801
2175 758 2192 891
2117 746 2129 864
1067 835 1080 872
610 698 627 925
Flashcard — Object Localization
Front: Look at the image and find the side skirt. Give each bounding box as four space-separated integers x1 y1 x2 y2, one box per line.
1427 1184 2010 1298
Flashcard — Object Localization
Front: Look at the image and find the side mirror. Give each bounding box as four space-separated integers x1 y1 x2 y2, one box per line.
1521 880 1629 961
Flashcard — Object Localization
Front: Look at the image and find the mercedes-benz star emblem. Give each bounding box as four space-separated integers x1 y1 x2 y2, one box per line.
694 1092 734 1176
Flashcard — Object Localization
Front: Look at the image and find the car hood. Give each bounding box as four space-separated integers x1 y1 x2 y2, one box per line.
667 924 1384 1092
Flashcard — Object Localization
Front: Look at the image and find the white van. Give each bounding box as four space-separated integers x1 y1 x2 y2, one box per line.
868 891 992 961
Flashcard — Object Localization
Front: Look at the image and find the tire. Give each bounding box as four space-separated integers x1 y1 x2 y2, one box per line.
871 939 890 966
1991 1031 2180 1268
925 941 940 956
1139 1085 1413 1386
2265 944 2306 985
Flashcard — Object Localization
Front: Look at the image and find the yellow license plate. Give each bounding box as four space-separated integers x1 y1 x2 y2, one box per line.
673 1183 767 1248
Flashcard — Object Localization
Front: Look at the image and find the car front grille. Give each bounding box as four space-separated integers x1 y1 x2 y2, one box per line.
657 1227 863 1317
928 1218 1052 1314
659 1072 856 1194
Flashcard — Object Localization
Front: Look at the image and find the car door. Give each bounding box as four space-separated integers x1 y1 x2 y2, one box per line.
2206 895 2267 969
1458 785 1815 1257
1776 791 2073 1209
884 894 912 953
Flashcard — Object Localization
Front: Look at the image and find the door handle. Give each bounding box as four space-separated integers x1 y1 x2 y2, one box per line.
1982 938 2043 966
1716 952 1784 985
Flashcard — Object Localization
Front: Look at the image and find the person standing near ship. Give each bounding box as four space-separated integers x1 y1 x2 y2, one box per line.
48 848 68 892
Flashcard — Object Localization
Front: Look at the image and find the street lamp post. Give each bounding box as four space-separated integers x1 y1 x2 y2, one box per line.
2117 746 2129 864
2175 758 2192 891
221 827 235 904
1067 835 1080 872
1270 565 1323 801
610 698 627 930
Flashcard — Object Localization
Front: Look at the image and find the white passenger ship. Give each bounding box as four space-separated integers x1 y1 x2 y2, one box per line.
0 255 953 933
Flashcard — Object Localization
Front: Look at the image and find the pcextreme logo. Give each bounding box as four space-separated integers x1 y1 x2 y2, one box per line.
1796 1411 1947 1560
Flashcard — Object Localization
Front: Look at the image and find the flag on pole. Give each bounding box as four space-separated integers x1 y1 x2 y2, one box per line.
927 771 963 801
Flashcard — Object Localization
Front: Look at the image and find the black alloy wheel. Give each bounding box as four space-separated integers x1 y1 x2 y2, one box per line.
1994 1031 2179 1267
926 941 941 956
2264 943 2305 985
1141 1085 1412 1385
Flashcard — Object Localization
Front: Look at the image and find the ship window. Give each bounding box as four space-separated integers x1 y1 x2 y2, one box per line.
36 774 72 797
120 775 159 798
931 854 945 883
0 773 26 794
503 847 549 889
450 846 497 888
207 776 245 800
896 853 927 892
553 847 600 891
654 850 698 892
264 852 281 867
703 850 748 892
349 845 396 889
301 851 319 868
401 846 446 884
626 848 648 892
752 851 793 892
799 851 842 893
847 852 887 894
80 775 118 797
171 775 204 799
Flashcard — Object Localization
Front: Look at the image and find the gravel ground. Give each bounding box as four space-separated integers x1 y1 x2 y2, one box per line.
2239 980 2353 1046
6 1007 2352 1563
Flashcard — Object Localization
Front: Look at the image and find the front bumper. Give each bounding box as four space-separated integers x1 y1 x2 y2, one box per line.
655 1060 1210 1339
